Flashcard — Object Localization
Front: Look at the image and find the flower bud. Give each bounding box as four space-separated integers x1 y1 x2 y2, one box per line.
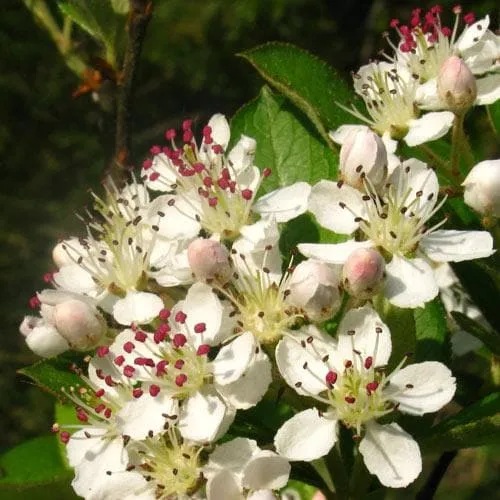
462 159 500 217
437 56 477 113
340 128 388 191
342 248 385 299
21 320 69 358
187 238 231 282
287 260 341 322
53 299 105 350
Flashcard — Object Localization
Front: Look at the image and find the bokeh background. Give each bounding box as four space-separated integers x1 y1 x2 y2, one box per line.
1 0 498 497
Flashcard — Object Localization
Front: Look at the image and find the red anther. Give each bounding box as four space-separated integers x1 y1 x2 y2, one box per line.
135 331 147 342
95 403 106 414
441 26 451 37
156 359 168 376
212 144 223 154
345 360 353 369
193 162 205 173
229 180 236 193
144 358 155 368
174 359 185 369
463 12 475 24
123 341 135 353
134 357 146 366
165 129 176 140
399 25 410 36
175 311 187 324
175 374 188 387
60 431 70 444
157 322 171 335
173 334 187 348
364 356 373 369
194 322 206 334
221 168 230 179
180 167 196 177
104 408 112 419
96 346 109 358
452 5 462 15
150 145 161 155
197 344 210 356
149 384 161 397
76 410 88 422
43 272 53 283
149 172 160 181
159 308 171 320
114 355 125 367
142 159 153 170
430 5 443 15
389 18 400 28
172 158 183 167
154 330 167 344
104 375 115 387
183 130 193 143
123 365 135 378
95 369 105 379
203 176 213 187
345 396 356 404
132 388 143 399
325 371 338 385
217 177 229 189
241 189 253 200
366 381 379 394
263 167 272 177
95 388 105 398
208 197 218 207
29 295 41 309
202 125 212 137
182 119 193 131
198 188 209 198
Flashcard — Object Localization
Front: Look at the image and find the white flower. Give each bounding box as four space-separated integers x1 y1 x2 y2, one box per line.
300 160 495 307
141 114 310 239
384 7 500 108
204 438 291 499
274 307 456 488
337 61 454 147
462 159 500 217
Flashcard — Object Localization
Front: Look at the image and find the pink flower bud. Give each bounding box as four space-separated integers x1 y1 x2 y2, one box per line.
437 56 477 113
340 128 388 190
53 299 105 350
462 159 500 217
342 248 385 299
287 260 342 321
187 238 231 282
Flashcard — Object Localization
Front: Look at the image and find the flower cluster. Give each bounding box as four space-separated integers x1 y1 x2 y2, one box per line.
19 3 499 498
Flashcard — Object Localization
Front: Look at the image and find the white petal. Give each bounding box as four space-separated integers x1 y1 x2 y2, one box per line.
420 230 495 262
359 422 421 488
227 135 257 173
329 124 370 145
404 112 454 147
53 264 101 297
213 331 255 385
274 409 337 461
337 307 391 367
112 292 164 325
216 349 272 409
415 78 442 110
381 132 400 175
247 491 276 500
298 240 374 264
254 182 311 223
206 470 244 500
205 437 259 478
386 361 456 415
242 450 291 490
476 73 500 105
455 15 490 52
178 387 227 442
309 180 364 234
275 327 334 396
385 255 438 308
116 394 178 440
207 114 231 150
25 325 69 358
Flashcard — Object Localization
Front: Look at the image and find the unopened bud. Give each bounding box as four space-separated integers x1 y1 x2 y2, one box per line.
462 159 500 217
437 56 477 113
343 248 385 299
287 260 341 322
23 322 69 358
53 300 105 350
340 128 387 191
187 238 231 282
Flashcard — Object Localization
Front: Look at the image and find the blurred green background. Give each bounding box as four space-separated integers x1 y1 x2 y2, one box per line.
0 0 498 497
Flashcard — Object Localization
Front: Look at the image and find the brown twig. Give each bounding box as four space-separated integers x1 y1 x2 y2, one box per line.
110 0 153 186
416 450 458 500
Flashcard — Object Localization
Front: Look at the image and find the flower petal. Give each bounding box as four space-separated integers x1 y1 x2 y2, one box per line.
242 450 291 490
205 437 259 478
213 331 255 385
25 325 69 358
274 409 337 461
404 112 454 147
112 292 164 325
309 180 364 234
298 240 374 264
337 307 391 367
253 182 311 223
385 361 456 415
420 229 495 263
329 124 370 145
385 255 438 308
207 114 231 150
53 264 101 297
359 421 422 488
455 15 490 52
475 73 500 106
206 470 244 500
227 135 257 173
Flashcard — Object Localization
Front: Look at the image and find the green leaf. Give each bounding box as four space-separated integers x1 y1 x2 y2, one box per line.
18 352 89 403
414 298 450 363
231 86 339 194
0 435 76 499
420 392 500 452
451 311 500 355
239 42 355 145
